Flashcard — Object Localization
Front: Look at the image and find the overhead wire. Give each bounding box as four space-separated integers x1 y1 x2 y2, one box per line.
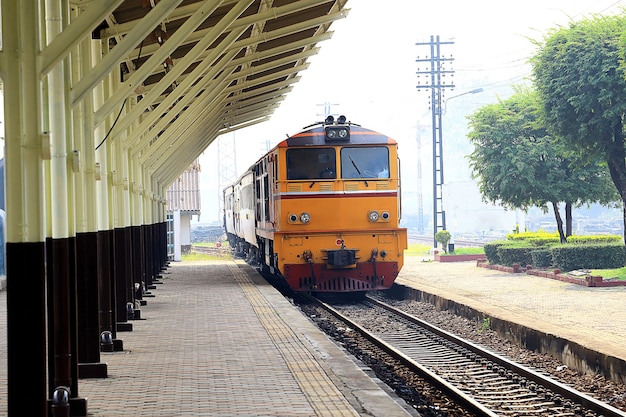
95 40 144 151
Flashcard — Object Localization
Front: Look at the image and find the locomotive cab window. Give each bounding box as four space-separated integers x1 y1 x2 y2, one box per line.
341 147 390 179
286 148 336 180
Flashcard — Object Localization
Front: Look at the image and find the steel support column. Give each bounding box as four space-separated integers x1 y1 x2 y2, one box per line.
3 2 48 415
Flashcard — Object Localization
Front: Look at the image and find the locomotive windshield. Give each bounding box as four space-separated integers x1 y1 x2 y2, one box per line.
286 148 336 180
341 147 389 179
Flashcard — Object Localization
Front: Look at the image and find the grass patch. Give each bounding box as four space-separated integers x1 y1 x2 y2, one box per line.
590 266 626 280
182 251 232 262
191 242 229 247
444 247 485 256
405 244 485 257
405 243 431 257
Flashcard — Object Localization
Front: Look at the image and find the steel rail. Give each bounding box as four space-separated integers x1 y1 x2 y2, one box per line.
307 294 500 417
365 295 626 417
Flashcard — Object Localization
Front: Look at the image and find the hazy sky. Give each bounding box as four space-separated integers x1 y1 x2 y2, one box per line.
198 0 626 223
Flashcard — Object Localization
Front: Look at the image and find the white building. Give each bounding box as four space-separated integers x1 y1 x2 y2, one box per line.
166 160 201 261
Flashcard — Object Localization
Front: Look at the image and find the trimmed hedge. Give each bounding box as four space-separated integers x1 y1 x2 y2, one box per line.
530 249 552 268
485 233 625 270
551 243 626 271
523 236 562 246
497 244 534 267
484 241 507 265
567 235 621 245
505 231 559 241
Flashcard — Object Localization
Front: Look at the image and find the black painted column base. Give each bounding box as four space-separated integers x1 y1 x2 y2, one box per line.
117 322 133 332
78 363 108 379
48 396 88 417
100 339 124 351
112 339 124 351
129 310 144 320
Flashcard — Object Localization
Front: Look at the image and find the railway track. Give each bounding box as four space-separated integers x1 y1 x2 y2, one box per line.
309 294 626 417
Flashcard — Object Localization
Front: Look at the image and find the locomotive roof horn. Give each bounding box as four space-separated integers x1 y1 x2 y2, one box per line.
324 115 348 125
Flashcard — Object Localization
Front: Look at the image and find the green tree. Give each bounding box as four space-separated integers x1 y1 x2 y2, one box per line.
531 14 626 243
468 87 617 242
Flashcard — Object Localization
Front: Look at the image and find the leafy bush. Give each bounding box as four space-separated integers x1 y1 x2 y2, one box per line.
567 235 622 244
530 249 552 268
505 231 560 242
551 243 626 271
435 230 452 252
486 233 624 269
497 243 534 267
484 241 507 264
523 236 561 246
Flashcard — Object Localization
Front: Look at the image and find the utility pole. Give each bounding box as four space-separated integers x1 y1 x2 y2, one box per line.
217 133 238 222
317 102 339 119
416 35 455 247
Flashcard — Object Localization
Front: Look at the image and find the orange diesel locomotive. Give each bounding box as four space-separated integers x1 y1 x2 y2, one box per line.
224 116 407 292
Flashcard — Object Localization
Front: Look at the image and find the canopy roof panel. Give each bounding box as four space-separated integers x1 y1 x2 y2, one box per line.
91 0 349 186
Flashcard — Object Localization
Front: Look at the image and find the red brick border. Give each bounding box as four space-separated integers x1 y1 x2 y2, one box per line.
476 260 626 287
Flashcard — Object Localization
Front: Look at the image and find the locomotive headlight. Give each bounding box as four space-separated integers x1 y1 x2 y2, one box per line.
300 212 311 224
381 211 390 221
288 213 298 223
325 126 350 141
368 211 380 222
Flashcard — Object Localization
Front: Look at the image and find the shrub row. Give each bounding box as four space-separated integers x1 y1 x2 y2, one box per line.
551 243 625 271
484 237 625 271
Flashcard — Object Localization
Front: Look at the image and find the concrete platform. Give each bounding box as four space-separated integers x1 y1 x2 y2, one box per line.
0 260 415 416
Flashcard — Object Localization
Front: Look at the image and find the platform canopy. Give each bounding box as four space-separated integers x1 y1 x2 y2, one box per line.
85 0 349 187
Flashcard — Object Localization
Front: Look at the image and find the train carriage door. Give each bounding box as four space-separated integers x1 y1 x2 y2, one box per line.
254 157 272 228
269 152 277 227
255 164 262 225
263 160 270 224
397 155 403 221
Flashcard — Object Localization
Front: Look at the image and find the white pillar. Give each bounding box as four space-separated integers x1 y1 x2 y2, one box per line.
173 209 182 261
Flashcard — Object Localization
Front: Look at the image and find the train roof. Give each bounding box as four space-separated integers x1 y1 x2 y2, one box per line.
226 117 397 190
279 117 397 147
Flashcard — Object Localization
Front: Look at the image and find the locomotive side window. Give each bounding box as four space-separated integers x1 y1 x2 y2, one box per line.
340 147 390 179
286 148 336 180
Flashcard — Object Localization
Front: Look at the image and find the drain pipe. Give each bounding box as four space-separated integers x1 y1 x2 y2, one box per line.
51 386 70 417
371 249 379 284
303 250 316 290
